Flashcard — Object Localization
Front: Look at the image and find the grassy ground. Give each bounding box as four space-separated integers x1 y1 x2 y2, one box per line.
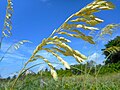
0 72 120 90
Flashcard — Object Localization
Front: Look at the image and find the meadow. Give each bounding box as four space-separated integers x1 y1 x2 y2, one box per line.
0 72 120 90
0 62 120 90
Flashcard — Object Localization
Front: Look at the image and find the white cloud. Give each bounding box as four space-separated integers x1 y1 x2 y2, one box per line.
88 53 100 61
87 52 106 64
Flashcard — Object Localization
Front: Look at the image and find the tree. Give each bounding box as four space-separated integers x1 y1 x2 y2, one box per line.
0 75 2 79
86 60 96 68
102 36 120 64
12 75 17 80
7 76 11 80
45 68 48 72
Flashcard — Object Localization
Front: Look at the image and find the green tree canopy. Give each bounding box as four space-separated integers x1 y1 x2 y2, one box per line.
102 36 120 64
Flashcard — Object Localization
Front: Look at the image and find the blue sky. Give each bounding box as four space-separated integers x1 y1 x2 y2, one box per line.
0 0 120 78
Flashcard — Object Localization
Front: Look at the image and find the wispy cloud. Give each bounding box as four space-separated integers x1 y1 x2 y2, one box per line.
0 41 34 77
0 40 61 77
40 0 49 2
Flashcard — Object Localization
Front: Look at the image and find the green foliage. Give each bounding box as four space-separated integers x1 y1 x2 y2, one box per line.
98 62 120 74
102 36 120 64
37 61 120 77
105 36 120 48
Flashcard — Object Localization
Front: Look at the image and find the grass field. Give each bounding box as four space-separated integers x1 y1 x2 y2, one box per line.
0 72 120 90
